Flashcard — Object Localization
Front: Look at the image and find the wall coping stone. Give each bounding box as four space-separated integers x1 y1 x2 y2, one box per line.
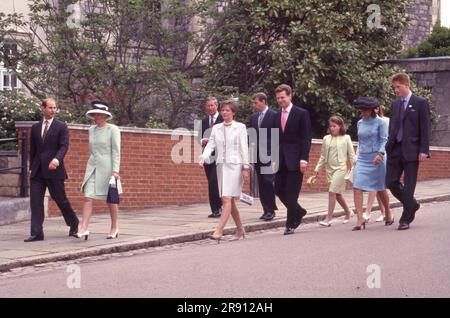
385 57 450 72
15 121 196 136
0 151 18 156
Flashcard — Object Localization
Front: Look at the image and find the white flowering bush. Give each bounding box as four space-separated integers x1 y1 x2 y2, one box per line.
0 91 73 150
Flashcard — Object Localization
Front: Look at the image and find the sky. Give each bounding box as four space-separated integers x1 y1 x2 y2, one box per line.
442 0 450 27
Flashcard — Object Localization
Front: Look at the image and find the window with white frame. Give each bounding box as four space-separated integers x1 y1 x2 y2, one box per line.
0 68 21 90
0 42 21 90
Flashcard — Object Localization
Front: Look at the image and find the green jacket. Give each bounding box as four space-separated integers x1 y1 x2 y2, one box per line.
81 123 123 195
314 134 355 173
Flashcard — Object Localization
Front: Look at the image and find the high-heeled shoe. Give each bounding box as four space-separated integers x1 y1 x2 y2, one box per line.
385 217 395 226
352 221 366 231
76 230 90 240
107 229 119 239
228 232 245 241
343 210 354 224
319 220 332 227
208 234 222 244
363 213 371 223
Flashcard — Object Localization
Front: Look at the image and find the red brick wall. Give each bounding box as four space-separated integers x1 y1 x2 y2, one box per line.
61 127 212 214
16 122 450 214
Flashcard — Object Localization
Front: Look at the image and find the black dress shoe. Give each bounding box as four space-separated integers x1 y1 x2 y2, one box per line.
410 203 420 223
410 203 421 223
284 227 295 235
69 221 79 237
208 210 221 218
24 235 44 242
414 203 421 212
398 223 410 231
297 208 307 225
299 207 307 218
263 213 275 221
259 213 267 220
290 208 307 229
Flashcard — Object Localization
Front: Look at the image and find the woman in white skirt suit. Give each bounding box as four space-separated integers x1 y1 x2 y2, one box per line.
199 99 250 242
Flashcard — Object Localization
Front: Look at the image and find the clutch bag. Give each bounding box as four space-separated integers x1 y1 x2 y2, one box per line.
240 192 253 205
106 176 120 204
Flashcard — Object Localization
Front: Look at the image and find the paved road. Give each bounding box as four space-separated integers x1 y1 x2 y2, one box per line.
1 201 449 298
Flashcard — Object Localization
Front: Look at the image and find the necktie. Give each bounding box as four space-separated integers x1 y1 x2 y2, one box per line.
210 116 214 128
396 99 406 142
42 120 49 140
258 112 264 128
281 110 288 132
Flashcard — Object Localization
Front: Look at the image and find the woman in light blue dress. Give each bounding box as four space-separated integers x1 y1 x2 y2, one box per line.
352 97 394 231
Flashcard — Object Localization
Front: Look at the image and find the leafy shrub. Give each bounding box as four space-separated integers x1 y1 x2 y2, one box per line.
402 24 450 58
0 90 73 150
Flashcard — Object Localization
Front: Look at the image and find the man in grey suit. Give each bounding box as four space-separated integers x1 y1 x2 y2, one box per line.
247 92 278 221
200 97 223 218
385 73 430 230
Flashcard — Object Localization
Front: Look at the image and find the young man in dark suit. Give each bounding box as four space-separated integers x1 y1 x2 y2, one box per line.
385 73 430 230
200 97 223 218
248 92 278 221
24 98 79 242
273 84 312 235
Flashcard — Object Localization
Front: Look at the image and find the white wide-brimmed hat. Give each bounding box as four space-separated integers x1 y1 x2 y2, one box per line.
86 101 113 120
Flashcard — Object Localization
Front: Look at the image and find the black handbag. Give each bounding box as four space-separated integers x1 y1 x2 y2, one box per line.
107 177 120 204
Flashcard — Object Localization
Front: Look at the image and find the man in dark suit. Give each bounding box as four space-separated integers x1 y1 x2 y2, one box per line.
200 97 223 218
24 98 79 242
248 92 278 221
385 73 430 230
273 84 312 235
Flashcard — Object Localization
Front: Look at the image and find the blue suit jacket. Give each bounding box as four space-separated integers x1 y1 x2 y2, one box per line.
247 108 277 165
274 106 312 171
386 94 430 161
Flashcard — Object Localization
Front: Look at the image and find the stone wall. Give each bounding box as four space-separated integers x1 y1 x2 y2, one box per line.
403 0 441 50
0 151 21 197
15 121 450 215
388 57 450 147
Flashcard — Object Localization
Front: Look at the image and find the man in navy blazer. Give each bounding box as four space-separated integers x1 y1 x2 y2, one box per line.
247 92 278 221
25 98 79 242
386 73 430 230
200 97 223 218
273 84 312 235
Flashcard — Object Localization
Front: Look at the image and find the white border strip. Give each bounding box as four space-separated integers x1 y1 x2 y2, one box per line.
15 121 195 136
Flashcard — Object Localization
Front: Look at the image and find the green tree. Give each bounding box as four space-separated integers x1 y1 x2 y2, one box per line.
204 0 414 137
0 0 222 128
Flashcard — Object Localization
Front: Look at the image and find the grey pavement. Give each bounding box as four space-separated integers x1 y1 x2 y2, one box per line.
0 178 449 272
2 201 449 297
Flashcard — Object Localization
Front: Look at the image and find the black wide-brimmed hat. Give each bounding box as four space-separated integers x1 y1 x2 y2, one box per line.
353 96 380 109
86 101 113 120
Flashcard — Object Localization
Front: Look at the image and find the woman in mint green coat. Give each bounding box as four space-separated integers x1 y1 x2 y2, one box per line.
77 101 122 240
